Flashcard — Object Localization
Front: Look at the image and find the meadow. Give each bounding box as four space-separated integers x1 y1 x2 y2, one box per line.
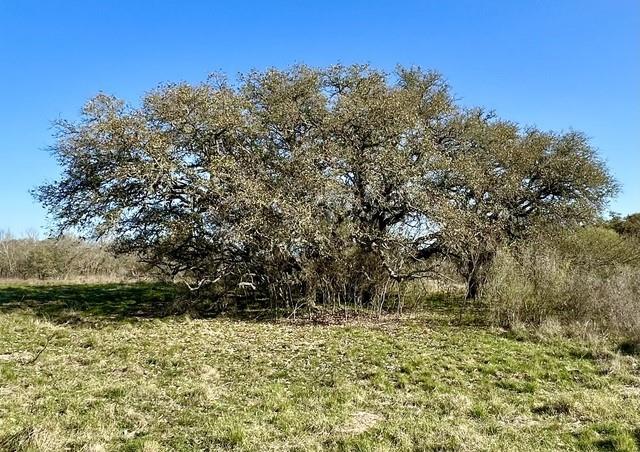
1 282 639 451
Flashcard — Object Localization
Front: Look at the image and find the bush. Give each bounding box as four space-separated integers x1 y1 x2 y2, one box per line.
0 231 145 280
484 227 640 343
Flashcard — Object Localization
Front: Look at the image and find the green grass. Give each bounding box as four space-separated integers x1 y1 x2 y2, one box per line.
1 283 639 451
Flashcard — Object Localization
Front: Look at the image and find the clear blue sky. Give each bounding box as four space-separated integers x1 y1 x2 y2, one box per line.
1 0 638 234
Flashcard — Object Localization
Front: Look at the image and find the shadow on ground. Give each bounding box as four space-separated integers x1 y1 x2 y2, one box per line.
0 283 177 322
0 282 479 326
0 283 300 324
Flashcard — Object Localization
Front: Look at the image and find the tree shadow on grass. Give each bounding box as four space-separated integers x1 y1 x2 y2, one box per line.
0 282 480 327
0 283 178 323
0 283 295 325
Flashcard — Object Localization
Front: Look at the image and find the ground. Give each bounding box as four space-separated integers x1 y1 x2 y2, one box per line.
0 283 639 451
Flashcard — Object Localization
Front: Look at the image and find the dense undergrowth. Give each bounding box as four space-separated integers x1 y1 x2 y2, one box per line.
484 227 640 347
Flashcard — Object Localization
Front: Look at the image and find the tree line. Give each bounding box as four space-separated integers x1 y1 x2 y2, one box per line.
35 64 616 308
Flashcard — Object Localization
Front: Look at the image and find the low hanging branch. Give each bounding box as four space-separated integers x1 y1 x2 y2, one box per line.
180 275 223 292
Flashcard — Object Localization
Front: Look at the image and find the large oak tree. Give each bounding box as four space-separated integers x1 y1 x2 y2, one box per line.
36 65 616 304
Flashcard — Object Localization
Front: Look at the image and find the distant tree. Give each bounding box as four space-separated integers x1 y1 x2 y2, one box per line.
0 230 17 277
35 64 617 305
609 213 640 238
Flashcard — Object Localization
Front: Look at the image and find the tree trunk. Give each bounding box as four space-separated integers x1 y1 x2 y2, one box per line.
463 250 494 300
465 272 481 300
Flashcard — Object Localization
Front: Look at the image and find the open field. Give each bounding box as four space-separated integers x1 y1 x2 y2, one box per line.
1 283 639 451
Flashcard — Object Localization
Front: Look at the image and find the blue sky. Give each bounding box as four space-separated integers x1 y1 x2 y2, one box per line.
1 0 638 234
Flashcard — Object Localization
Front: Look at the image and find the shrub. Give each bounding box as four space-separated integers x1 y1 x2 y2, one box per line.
0 231 145 280
484 227 640 343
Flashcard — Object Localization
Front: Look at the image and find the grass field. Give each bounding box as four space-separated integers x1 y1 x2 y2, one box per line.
1 283 639 451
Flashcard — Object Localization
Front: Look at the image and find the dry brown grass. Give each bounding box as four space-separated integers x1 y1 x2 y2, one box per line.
484 235 640 346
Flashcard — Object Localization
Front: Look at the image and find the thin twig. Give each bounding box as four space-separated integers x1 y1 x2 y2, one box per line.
24 332 56 365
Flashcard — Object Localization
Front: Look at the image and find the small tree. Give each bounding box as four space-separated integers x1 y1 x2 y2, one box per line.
431 111 617 298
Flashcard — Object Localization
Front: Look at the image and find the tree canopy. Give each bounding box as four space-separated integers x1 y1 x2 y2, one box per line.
36 64 617 304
